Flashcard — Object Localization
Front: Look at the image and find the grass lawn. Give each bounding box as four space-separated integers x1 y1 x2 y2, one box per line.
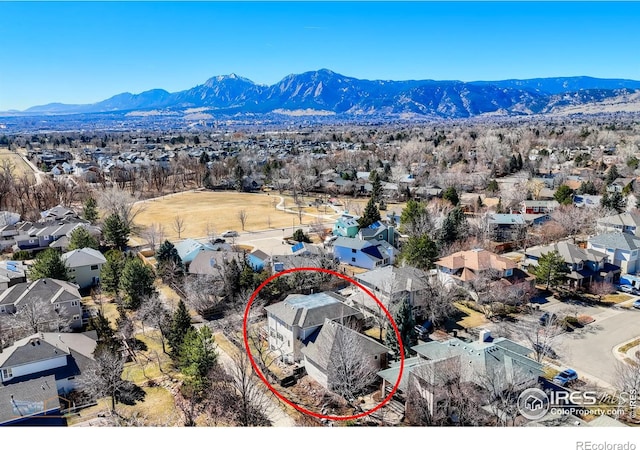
543 366 560 380
453 302 489 329
82 294 119 327
603 293 632 304
364 326 386 342
67 387 179 426
122 330 175 384
0 147 35 180
618 338 640 355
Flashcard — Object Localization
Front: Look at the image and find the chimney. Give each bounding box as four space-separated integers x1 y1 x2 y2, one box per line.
479 329 492 343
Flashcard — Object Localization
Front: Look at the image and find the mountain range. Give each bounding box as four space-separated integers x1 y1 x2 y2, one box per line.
17 69 640 119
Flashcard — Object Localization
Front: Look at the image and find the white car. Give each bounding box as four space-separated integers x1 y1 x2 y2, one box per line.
221 230 239 238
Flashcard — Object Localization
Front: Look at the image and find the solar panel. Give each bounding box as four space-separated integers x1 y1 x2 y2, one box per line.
291 242 304 253
369 221 381 230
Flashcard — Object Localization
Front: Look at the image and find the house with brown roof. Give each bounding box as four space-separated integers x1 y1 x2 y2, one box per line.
435 248 534 290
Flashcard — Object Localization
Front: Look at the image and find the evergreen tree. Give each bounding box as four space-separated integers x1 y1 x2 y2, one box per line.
508 154 519 173
370 170 382 203
28 248 70 281
516 153 524 170
442 186 460 206
292 229 312 243
119 258 156 310
531 250 568 290
83 197 99 224
103 213 130 250
168 300 194 360
178 326 218 395
553 184 575 205
438 207 466 246
384 298 416 359
90 310 119 353
400 234 439 270
68 226 99 251
486 179 500 194
577 180 597 195
156 240 184 281
601 191 627 213
605 164 620 185
100 250 125 298
357 197 381 229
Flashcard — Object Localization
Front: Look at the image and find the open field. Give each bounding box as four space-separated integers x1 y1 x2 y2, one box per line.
0 148 35 180
132 190 384 242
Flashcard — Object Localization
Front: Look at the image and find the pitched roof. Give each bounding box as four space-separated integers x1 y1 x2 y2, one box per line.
333 237 372 250
355 266 428 293
589 232 640 251
0 375 60 425
0 278 81 307
188 250 244 275
597 211 640 228
265 292 360 329
0 332 96 369
436 249 517 272
62 248 106 268
526 241 606 265
487 214 526 226
302 319 388 371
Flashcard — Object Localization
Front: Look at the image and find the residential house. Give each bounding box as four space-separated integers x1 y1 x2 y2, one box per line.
264 292 361 363
246 249 270 272
596 211 640 236
332 214 360 238
377 333 543 420
188 250 244 276
486 214 527 243
13 221 100 253
521 200 559 215
436 248 534 290
607 177 634 193
0 260 27 291
271 254 330 273
39 205 78 223
174 238 216 266
573 194 603 209
351 266 430 317
61 248 107 289
587 232 640 276
0 332 97 395
333 236 395 270
0 223 19 250
357 220 397 247
524 241 618 287
301 319 389 392
0 375 62 426
0 278 84 330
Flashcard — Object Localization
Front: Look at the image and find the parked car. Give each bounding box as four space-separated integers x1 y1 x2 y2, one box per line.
414 320 434 339
324 235 338 246
539 312 558 326
617 284 639 294
632 299 640 309
553 369 578 386
221 230 239 238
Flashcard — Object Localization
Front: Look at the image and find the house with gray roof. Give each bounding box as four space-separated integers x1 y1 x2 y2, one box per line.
486 213 527 243
587 232 640 275
13 221 100 253
188 250 244 276
301 319 388 393
524 241 619 287
0 332 97 395
174 238 216 266
597 211 640 236
265 292 361 364
377 332 542 421
62 247 106 289
0 375 62 426
0 278 83 330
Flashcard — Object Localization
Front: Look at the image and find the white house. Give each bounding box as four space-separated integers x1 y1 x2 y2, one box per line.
264 292 361 364
587 232 640 275
62 247 106 289
0 332 97 394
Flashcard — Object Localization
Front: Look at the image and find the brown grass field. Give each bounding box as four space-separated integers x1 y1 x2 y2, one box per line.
0 147 35 180
132 190 386 242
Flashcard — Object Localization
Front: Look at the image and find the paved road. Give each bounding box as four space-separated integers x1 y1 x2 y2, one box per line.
557 306 640 389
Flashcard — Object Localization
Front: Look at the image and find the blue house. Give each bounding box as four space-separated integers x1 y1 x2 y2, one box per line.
333 237 395 270
332 214 360 238
246 249 270 271
175 239 216 266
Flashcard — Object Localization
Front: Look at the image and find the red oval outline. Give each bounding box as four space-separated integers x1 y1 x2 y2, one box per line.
242 267 405 422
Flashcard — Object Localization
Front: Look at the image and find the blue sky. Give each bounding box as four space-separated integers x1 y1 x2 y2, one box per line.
1 1 639 111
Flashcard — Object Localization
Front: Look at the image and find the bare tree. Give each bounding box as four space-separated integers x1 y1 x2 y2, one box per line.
225 351 272 426
97 185 146 232
517 315 564 363
205 221 217 244
172 214 186 239
136 294 171 354
324 323 380 403
8 298 71 335
614 353 640 420
237 209 248 231
141 223 165 251
82 346 137 413
183 274 223 319
589 280 616 302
